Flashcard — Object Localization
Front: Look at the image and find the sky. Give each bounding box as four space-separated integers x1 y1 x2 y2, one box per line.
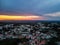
0 0 60 20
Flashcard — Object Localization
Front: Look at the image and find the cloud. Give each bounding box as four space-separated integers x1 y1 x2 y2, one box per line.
44 12 60 17
0 0 60 20
1 0 60 15
43 12 60 20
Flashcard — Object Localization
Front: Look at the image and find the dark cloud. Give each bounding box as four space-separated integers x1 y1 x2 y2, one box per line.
0 0 60 20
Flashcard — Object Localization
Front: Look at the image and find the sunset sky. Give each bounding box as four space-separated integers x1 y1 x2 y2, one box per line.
0 0 60 20
0 15 46 20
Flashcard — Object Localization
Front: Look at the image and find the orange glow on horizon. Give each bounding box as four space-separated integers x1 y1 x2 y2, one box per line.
0 15 45 20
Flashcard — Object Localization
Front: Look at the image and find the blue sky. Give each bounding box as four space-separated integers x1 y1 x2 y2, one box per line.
0 0 60 20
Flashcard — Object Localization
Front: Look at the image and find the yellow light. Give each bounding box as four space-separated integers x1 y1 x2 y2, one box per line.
0 15 45 20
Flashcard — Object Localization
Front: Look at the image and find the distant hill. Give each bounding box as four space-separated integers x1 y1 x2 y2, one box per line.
0 20 60 24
